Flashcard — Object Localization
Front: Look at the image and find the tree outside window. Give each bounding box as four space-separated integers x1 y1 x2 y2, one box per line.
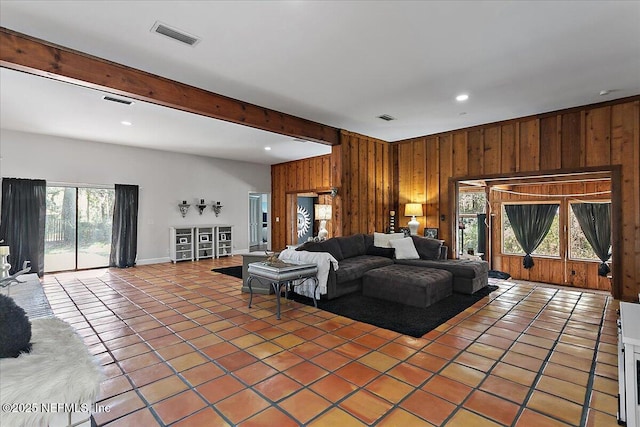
569 201 609 261
501 203 560 257
458 191 486 254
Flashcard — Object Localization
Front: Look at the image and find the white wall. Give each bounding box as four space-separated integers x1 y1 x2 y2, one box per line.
0 129 271 264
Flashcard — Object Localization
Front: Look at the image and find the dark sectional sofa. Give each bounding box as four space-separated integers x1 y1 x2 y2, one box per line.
295 233 489 306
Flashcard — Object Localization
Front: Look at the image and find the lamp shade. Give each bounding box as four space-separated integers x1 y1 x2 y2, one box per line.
0 246 9 256
314 204 332 220
404 203 423 217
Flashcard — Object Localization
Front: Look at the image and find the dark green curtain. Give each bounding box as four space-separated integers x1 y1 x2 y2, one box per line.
109 184 139 268
571 202 611 276
504 204 557 269
0 178 46 276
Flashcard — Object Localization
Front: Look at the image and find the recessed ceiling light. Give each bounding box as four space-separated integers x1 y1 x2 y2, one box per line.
599 90 611 96
264 146 272 151
456 94 469 102
121 121 132 126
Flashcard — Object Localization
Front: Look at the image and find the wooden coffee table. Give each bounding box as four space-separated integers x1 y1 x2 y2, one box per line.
247 262 318 320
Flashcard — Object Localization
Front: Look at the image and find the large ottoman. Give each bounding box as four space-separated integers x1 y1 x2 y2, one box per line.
362 264 453 308
394 259 489 294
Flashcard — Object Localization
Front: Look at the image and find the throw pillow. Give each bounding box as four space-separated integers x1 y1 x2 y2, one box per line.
335 234 366 259
389 237 420 260
373 232 405 248
411 235 444 260
0 294 32 358
365 245 395 259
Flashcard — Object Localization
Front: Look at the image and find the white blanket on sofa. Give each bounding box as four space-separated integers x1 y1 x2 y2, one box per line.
278 249 339 299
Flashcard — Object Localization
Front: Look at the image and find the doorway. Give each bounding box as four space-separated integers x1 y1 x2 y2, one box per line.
44 185 115 272
249 193 269 252
453 168 619 296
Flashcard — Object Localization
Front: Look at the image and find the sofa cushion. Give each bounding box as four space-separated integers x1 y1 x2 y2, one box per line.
335 234 366 259
373 232 405 248
389 237 420 260
335 255 393 284
365 245 395 259
411 236 444 260
363 234 374 251
296 238 343 261
394 258 488 278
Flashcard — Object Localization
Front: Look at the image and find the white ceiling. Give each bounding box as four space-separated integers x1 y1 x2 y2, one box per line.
1 1 639 164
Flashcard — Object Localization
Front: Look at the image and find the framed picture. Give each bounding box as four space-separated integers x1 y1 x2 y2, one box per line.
178 237 188 244
200 235 210 242
424 228 439 239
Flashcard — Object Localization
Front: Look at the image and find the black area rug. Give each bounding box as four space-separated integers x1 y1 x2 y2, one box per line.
211 266 242 279
290 284 499 338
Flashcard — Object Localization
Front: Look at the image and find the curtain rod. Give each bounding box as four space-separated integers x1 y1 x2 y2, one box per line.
48 181 141 190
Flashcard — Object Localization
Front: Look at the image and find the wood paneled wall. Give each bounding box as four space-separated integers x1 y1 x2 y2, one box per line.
396 98 639 300
490 181 612 291
271 155 331 250
336 131 395 237
270 131 394 250
272 98 639 300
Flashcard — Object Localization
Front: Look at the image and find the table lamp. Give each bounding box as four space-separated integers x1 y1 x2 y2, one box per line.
405 203 423 235
314 204 332 240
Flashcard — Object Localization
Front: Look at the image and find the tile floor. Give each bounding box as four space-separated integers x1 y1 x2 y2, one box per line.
41 257 621 426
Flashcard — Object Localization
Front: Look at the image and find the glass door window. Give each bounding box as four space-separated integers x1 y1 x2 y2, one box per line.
45 186 114 272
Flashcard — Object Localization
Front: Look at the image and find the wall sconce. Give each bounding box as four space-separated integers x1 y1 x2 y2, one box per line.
212 201 223 217
330 187 338 197
178 200 190 218
196 198 208 215
405 203 423 236
314 204 332 240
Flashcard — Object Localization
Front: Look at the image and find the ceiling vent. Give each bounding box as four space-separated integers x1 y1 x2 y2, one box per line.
377 114 396 121
102 95 134 106
151 21 200 46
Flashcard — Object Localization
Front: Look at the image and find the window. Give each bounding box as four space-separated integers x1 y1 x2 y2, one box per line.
569 201 609 261
458 191 486 254
501 203 560 257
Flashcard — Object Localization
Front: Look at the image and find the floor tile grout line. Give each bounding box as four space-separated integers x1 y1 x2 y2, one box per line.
50 275 169 427
506 289 604 427
45 266 616 426
430 283 544 427
61 272 242 426
579 294 611 426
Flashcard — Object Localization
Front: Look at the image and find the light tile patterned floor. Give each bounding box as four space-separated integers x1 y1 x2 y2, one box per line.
41 257 620 426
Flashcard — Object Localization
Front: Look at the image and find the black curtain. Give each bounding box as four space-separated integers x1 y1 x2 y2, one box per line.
0 178 46 276
477 213 487 256
571 202 612 276
109 184 139 268
504 204 557 269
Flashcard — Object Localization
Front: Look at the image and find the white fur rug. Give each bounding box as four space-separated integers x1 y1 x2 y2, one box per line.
0 318 103 427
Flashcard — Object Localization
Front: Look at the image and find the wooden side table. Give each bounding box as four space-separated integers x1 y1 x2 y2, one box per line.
247 262 318 320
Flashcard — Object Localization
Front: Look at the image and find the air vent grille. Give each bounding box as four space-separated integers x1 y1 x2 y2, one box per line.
151 21 200 46
102 95 134 105
377 114 396 121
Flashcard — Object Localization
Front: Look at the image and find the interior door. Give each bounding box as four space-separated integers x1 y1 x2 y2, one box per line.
249 195 261 247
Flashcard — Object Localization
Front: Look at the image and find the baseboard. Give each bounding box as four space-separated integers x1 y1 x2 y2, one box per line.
137 257 171 265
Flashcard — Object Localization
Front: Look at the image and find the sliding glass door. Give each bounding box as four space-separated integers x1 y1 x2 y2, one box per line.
45 186 114 272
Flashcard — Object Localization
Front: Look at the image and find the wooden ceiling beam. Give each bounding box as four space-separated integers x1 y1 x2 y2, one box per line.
0 27 340 146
